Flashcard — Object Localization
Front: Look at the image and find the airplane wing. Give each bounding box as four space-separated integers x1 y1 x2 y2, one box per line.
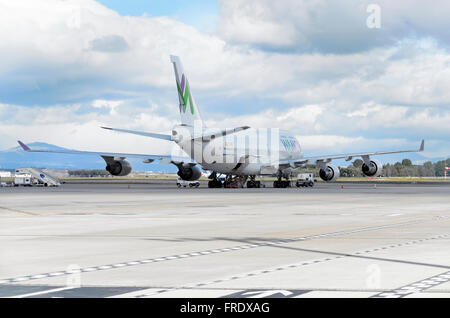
17 141 193 165
279 140 425 167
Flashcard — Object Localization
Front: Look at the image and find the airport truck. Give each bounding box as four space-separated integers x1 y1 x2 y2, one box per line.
296 173 315 187
14 168 60 187
14 174 32 186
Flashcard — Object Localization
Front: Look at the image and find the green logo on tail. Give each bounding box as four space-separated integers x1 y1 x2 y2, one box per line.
177 79 194 115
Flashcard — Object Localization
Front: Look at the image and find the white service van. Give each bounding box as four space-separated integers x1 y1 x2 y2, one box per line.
296 173 315 187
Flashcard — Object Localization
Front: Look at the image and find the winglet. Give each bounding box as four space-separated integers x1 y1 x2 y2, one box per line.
419 139 425 152
100 126 112 130
17 140 31 151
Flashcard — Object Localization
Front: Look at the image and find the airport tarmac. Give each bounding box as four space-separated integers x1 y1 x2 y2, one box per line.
0 182 449 298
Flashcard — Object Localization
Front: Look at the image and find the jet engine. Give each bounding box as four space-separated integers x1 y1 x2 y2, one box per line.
361 159 383 177
319 164 340 182
177 164 202 181
106 160 132 176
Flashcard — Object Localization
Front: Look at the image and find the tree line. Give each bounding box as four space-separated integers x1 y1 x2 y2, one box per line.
68 169 110 177
295 158 449 178
341 158 450 177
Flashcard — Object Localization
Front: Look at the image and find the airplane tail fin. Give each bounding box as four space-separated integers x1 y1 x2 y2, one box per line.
170 55 203 127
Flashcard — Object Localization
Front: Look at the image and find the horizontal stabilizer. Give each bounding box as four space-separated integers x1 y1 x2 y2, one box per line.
101 127 172 141
193 126 250 141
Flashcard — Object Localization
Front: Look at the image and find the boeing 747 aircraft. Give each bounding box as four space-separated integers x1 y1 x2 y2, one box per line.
18 56 424 188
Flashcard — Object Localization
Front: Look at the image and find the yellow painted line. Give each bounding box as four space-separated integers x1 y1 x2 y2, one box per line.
0 206 39 216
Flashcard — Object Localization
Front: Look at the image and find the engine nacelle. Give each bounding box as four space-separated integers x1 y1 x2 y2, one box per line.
319 164 340 182
362 159 383 177
106 160 132 176
177 164 202 181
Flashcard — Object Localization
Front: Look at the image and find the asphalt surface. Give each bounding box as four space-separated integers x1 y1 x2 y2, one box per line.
0 182 449 298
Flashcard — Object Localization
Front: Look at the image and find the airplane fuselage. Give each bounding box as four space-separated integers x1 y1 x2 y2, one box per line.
173 127 303 176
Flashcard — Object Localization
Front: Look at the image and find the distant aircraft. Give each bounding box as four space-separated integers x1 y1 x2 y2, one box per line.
18 55 424 188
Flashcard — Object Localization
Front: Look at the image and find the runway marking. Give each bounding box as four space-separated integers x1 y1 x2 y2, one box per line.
108 288 169 298
49 272 65 276
0 206 39 216
2 283 448 298
372 270 450 298
0 217 448 285
9 286 75 298
167 233 450 295
222 289 308 298
137 289 176 298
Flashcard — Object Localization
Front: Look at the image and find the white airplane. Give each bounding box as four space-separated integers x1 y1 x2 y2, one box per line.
18 55 424 188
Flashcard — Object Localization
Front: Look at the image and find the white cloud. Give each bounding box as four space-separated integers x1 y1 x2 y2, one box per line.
0 101 176 154
297 135 366 152
1 0 450 109
1 98 449 157
217 0 450 53
0 0 449 159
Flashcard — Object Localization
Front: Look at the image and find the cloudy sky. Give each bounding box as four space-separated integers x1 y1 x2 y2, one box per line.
0 0 449 159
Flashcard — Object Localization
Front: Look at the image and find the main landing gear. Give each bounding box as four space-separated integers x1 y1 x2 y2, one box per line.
246 175 263 188
224 175 247 188
207 172 223 188
273 174 291 188
208 173 259 188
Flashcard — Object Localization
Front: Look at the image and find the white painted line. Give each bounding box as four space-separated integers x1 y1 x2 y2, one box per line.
139 289 174 298
49 272 65 276
108 288 166 298
10 286 76 298
3 220 448 287
185 233 450 293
